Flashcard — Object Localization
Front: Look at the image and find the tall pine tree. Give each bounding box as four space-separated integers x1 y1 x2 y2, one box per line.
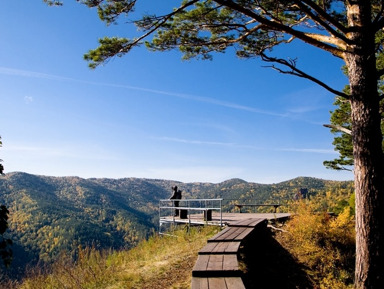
47 1 384 287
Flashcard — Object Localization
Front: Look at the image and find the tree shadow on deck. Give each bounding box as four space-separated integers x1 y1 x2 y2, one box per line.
239 227 314 289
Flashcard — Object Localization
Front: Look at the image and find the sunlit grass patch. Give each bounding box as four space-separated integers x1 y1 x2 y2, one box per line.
17 226 218 289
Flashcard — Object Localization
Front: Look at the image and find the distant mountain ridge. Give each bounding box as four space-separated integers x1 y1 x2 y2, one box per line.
0 172 354 278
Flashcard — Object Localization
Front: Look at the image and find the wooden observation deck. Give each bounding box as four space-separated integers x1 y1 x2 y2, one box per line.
159 199 292 288
159 199 291 233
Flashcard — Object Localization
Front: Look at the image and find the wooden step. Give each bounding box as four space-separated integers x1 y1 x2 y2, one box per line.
192 254 241 277
191 277 245 289
199 241 241 255
207 226 254 242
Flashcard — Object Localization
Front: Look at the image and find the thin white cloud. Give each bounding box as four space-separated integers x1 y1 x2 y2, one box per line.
24 96 33 104
0 66 287 117
278 147 337 154
158 136 337 154
158 136 237 147
3 144 120 161
287 106 320 114
158 136 266 150
0 67 74 82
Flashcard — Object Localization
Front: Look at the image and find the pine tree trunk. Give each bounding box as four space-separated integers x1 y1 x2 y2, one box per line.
349 75 384 289
346 2 384 288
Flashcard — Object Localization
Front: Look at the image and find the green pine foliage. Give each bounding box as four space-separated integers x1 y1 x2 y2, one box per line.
325 76 384 171
324 94 354 171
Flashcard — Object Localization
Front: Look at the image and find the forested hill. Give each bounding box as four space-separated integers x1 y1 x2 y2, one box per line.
0 172 354 278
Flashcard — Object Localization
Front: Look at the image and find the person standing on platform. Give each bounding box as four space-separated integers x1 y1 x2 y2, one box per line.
170 186 182 216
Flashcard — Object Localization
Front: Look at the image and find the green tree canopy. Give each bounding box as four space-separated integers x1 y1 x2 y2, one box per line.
324 89 354 171
325 83 384 172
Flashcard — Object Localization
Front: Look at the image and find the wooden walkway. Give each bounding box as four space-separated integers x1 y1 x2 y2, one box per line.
191 218 267 289
160 212 291 227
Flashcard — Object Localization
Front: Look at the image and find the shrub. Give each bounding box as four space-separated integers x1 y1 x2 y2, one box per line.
276 200 355 288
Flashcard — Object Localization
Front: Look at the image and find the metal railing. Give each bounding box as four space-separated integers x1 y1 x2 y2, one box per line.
159 199 223 235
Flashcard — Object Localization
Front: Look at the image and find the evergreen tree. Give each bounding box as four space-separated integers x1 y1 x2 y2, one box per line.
324 86 354 171
324 91 384 172
0 137 12 268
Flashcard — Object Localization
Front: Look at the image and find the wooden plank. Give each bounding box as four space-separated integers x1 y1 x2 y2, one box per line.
192 217 269 281
224 277 246 289
250 218 267 227
199 241 240 255
191 277 246 289
236 227 254 240
229 217 266 228
224 241 241 253
192 254 242 277
207 227 232 241
208 227 243 242
213 241 240 254
191 277 209 289
211 242 229 254
207 228 233 242
223 254 239 272
229 218 255 227
208 228 233 242
207 254 223 271
245 218 265 227
233 227 253 240
193 255 210 272
224 227 245 240
199 242 219 254
209 227 253 242
208 277 227 289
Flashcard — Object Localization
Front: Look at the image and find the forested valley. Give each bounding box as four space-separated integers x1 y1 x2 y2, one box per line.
0 172 354 282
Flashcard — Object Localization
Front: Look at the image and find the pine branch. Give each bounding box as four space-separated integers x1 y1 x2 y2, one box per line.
296 0 348 35
214 0 346 57
260 53 349 99
323 124 352 135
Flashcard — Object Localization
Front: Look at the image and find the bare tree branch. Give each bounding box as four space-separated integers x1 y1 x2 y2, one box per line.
323 124 352 135
260 53 349 99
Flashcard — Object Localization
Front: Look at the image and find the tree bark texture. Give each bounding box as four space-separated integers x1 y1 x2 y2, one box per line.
349 66 384 289
346 2 384 288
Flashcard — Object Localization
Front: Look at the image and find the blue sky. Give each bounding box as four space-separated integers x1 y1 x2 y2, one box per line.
0 1 353 184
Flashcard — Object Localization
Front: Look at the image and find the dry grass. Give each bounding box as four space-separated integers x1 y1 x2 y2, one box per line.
10 225 219 289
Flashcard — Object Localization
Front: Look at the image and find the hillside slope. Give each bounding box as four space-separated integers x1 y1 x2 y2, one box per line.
0 172 354 279
7 226 220 289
